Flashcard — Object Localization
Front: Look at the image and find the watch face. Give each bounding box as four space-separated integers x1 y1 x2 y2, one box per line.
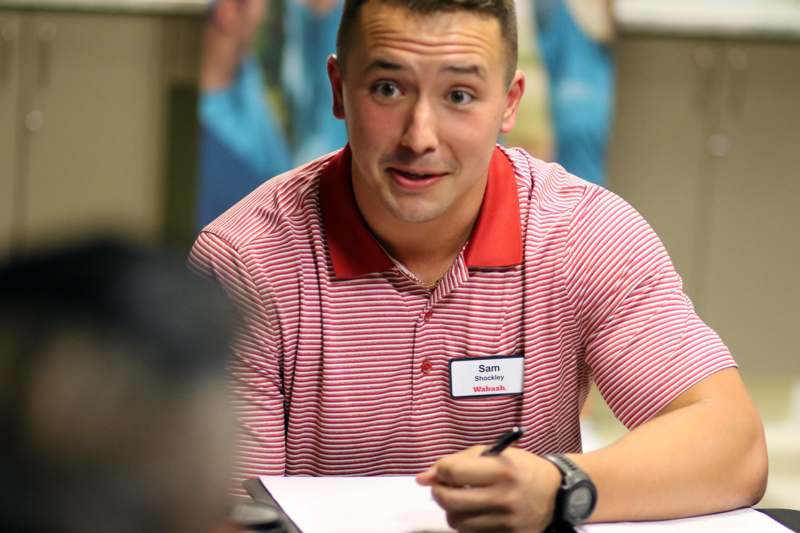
567 484 595 520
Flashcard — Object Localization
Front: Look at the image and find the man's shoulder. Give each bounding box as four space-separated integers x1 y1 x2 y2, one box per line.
200 151 339 251
504 147 651 255
504 146 617 215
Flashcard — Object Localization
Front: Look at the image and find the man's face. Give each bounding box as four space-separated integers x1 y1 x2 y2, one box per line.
329 2 524 227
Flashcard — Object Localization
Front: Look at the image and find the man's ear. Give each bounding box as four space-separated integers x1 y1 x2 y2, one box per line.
327 54 346 119
500 70 526 134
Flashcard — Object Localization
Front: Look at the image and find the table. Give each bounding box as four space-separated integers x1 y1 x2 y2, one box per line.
242 478 800 533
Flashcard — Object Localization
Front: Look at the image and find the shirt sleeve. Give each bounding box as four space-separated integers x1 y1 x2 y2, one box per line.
189 231 287 485
563 186 736 429
199 55 292 178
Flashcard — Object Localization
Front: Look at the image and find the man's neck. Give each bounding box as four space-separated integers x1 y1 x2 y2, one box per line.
381 217 477 288
355 182 487 289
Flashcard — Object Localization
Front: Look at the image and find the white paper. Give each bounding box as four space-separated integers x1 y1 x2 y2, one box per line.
578 508 792 532
260 476 792 533
260 475 455 533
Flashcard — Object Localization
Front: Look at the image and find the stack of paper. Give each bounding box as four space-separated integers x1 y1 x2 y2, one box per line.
259 476 792 533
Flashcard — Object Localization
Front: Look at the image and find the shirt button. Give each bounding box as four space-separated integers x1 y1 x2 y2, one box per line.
422 309 433 323
420 359 433 374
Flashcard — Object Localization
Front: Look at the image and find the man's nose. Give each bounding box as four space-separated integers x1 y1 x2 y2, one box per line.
399 99 439 155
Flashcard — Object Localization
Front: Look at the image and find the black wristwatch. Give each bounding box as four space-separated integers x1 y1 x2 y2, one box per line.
543 454 597 527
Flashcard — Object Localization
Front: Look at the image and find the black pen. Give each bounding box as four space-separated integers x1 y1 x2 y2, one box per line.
481 426 525 456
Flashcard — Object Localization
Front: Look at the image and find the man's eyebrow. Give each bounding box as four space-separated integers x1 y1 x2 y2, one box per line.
364 58 406 74
442 64 487 80
362 60 487 80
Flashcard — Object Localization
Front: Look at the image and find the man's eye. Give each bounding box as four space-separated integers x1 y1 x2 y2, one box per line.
449 90 474 105
372 82 400 98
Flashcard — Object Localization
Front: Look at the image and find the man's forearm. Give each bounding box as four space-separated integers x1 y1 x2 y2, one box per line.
570 368 767 522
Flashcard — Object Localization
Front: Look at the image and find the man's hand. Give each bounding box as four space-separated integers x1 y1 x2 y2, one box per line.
416 446 563 533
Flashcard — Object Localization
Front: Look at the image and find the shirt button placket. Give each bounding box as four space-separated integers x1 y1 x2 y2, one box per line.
413 305 435 421
420 358 433 374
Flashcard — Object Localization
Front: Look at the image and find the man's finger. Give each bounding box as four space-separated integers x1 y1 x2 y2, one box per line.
432 483 511 515
435 453 512 487
416 466 437 486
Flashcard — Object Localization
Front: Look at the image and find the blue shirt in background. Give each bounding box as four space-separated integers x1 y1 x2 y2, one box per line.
281 0 347 165
197 55 292 228
535 0 614 186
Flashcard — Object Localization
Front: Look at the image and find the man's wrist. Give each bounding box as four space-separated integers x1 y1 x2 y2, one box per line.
543 457 564 523
543 454 598 527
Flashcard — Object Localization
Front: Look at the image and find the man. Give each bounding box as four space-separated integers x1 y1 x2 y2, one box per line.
190 1 767 531
0 241 235 533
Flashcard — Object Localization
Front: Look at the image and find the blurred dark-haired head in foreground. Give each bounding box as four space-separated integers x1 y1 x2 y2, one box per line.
0 240 236 533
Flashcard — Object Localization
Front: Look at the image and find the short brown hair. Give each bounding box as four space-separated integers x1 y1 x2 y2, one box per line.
0 240 234 533
336 0 518 86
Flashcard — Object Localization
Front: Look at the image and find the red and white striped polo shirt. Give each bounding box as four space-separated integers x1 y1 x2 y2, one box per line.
189 145 735 482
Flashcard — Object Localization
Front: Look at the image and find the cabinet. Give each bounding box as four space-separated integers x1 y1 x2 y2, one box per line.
0 13 21 256
703 42 800 376
0 10 202 256
609 36 800 374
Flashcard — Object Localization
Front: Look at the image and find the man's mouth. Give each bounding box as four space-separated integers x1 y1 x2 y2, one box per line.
390 168 444 180
387 167 449 190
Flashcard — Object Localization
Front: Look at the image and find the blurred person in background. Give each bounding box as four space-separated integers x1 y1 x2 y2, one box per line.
535 0 614 186
0 240 236 533
198 0 346 228
198 0 292 228
281 0 347 165
500 0 553 160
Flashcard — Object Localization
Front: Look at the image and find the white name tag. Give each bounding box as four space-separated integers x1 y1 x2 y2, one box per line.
449 356 524 398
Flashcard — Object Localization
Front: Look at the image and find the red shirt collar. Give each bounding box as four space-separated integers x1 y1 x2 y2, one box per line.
319 145 522 280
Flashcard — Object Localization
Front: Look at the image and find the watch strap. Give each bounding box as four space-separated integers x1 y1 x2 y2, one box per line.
544 454 583 487
543 454 597 526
